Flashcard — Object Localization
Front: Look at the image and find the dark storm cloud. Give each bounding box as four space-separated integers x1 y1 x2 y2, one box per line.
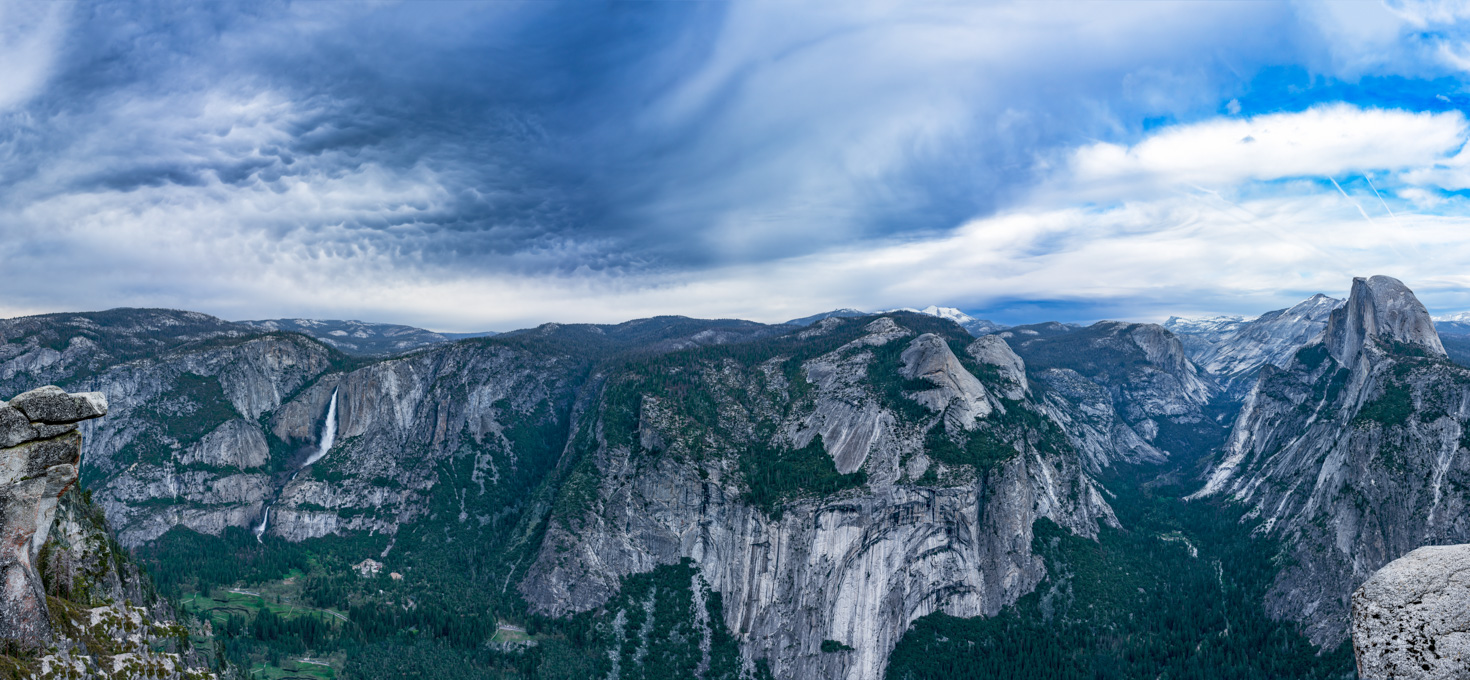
4 0 1309 273
3 1 714 270
5 0 1470 328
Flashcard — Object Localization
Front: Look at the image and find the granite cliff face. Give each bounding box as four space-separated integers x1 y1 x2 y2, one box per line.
519 315 1116 680
1 385 211 678
14 293 1457 676
996 320 1218 470
258 337 586 543
57 332 337 547
1186 294 1343 394
1351 544 1470 680
1193 276 1470 647
1 386 108 648
0 311 799 550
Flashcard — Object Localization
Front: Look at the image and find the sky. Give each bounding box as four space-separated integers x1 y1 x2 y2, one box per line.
5 1 1470 331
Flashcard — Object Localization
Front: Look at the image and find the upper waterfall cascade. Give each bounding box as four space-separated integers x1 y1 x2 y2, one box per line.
304 389 339 467
256 388 339 542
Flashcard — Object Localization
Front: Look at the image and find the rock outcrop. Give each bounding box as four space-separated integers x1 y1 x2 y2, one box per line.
520 315 1117 680
0 386 107 649
1352 544 1470 679
1194 275 1470 648
998 320 1217 469
1180 294 1343 394
900 333 996 429
1327 276 1446 369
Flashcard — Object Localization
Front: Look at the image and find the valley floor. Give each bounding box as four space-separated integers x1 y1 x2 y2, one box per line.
887 456 1358 680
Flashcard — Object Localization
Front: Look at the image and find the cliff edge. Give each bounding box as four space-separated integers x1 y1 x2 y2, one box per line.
1 385 215 679
1 386 107 648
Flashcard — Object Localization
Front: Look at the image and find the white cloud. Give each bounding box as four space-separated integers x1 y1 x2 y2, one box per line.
6 98 1470 331
0 2 67 112
6 171 1465 331
1384 0 1470 28
8 4 1470 330
1058 105 1466 201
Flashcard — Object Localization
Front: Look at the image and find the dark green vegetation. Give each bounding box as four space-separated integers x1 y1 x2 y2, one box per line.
887 332 1355 679
740 435 866 517
118 312 1001 677
885 470 1356 680
922 398 1073 478
179 585 343 678
84 372 244 486
17 310 1379 678
1003 321 1150 382
140 528 742 679
1354 380 1414 427
1005 320 1235 459
821 639 854 653
0 308 247 371
570 311 990 520
149 372 240 443
578 559 743 680
119 315 838 678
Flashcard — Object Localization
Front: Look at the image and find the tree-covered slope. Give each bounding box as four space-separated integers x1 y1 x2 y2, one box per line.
520 313 1117 679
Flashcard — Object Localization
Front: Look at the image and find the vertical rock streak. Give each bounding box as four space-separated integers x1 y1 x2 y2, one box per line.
519 318 1118 679
1195 275 1470 647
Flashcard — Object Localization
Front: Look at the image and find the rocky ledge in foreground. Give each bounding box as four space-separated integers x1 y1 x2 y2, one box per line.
1352 544 1470 679
1 385 107 648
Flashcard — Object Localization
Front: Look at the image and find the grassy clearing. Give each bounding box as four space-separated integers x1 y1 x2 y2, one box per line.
178 575 348 679
489 623 536 643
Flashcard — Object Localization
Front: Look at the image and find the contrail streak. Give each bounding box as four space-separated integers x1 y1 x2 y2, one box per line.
1329 177 1379 227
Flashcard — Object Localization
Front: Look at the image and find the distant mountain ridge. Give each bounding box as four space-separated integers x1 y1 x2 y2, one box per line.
7 284 1469 677
239 318 497 356
787 305 1007 337
1162 314 1250 357
1166 294 1344 393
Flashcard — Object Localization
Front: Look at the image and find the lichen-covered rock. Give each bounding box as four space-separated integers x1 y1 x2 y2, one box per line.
8 385 108 424
34 601 214 680
0 386 106 649
1351 544 1470 679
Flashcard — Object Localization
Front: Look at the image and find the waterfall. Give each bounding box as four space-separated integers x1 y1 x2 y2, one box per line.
303 389 339 467
256 388 339 543
254 505 271 543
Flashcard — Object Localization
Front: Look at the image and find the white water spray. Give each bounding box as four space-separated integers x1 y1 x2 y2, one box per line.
256 389 339 542
304 389 339 467
254 505 271 543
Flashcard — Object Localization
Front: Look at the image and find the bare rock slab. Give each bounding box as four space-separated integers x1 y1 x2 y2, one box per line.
0 386 107 649
7 385 108 424
1352 544 1470 679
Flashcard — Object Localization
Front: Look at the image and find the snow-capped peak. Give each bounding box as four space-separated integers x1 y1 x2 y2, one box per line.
1432 311 1470 323
1162 315 1251 335
906 305 1008 336
919 305 975 324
